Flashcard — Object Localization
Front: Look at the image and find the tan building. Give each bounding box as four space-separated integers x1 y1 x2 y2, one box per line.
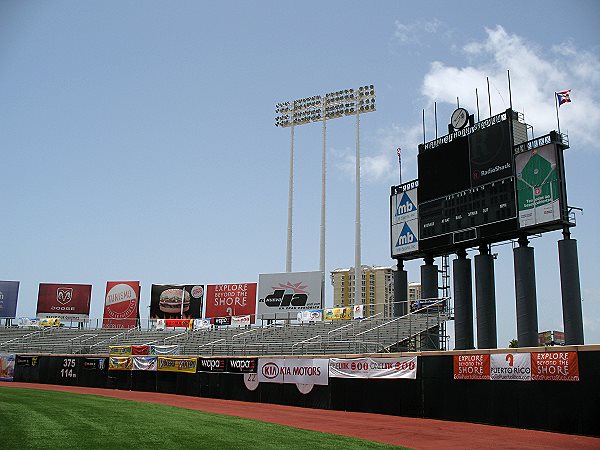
330 265 394 318
408 282 422 312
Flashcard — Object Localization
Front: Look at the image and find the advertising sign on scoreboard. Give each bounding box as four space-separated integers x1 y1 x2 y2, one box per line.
391 181 419 257
102 281 141 329
36 283 92 320
257 271 323 317
205 283 257 323
0 281 19 319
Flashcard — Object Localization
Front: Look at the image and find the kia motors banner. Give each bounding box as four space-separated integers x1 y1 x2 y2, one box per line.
82 358 107 371
0 353 15 381
453 354 490 380
0 281 19 319
109 357 132 371
205 283 257 323
157 357 197 373
36 283 92 320
297 310 323 323
491 353 531 381
258 358 329 385
150 284 204 320
133 356 158 371
226 358 258 374
329 357 417 379
131 345 150 355
197 357 226 372
324 307 352 321
151 345 180 356
214 316 231 326
531 351 579 381
109 345 132 356
257 272 323 317
231 315 250 327
102 281 140 329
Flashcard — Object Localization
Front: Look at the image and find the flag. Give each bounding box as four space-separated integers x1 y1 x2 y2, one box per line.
396 147 401 157
556 90 571 106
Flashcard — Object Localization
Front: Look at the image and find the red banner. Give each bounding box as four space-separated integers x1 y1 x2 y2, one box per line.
102 281 141 329
453 354 490 380
205 283 257 323
531 351 579 381
131 345 150 355
36 283 92 320
165 319 192 329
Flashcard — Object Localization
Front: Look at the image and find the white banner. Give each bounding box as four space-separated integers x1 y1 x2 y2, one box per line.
231 315 251 327
156 319 165 331
258 358 329 385
257 271 323 317
132 356 158 371
18 318 40 328
297 310 323 323
329 357 417 379
151 345 180 355
193 318 211 329
353 305 364 320
490 353 531 381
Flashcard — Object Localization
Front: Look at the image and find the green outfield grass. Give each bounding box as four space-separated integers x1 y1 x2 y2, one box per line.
0 387 406 449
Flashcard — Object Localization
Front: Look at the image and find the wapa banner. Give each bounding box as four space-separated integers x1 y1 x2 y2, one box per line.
329 357 417 379
36 283 92 320
258 358 329 385
102 281 141 329
157 357 197 373
133 356 158 371
197 357 258 374
149 284 204 320
257 272 323 317
0 281 20 319
205 283 257 323
454 352 579 382
109 357 132 371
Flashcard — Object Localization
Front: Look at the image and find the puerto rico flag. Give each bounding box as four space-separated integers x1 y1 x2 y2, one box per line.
556 90 572 106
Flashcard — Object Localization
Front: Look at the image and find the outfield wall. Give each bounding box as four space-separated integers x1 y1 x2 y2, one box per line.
9 346 600 437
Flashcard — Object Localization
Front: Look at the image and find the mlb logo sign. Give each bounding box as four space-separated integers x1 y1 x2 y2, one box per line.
56 287 73 305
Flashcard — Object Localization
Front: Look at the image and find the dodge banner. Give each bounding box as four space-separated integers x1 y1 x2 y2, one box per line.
102 281 141 329
329 357 417 379
36 283 92 320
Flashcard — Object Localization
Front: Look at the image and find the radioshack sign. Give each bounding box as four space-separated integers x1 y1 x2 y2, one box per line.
258 358 328 385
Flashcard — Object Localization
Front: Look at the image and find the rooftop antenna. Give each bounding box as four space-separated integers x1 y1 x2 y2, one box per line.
476 88 480 122
487 77 492 117
434 102 438 138
422 108 426 144
508 69 513 110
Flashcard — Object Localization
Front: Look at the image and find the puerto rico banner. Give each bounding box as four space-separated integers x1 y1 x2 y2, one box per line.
133 356 158 371
329 357 417 379
102 281 140 329
0 281 20 319
109 357 132 371
453 354 490 380
151 345 180 356
36 283 92 320
258 358 329 385
205 283 257 323
491 353 531 381
157 357 197 373
150 284 204 320
531 351 579 381
109 345 132 356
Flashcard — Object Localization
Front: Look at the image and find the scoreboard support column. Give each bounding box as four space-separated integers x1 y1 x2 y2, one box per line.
453 249 474 350
393 259 408 317
558 232 584 345
513 237 539 347
420 256 438 302
475 244 498 349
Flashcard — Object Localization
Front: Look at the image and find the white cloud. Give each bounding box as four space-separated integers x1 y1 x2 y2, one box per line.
394 19 443 45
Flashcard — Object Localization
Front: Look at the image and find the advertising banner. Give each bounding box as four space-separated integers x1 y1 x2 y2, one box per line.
197 357 226 372
133 356 158 371
15 355 39 367
40 318 61 327
231 315 250 327
324 307 352 321
214 316 232 327
109 345 132 356
329 357 417 379
205 283 257 323
164 319 192 329
353 304 364 320
82 358 107 371
36 283 92 320
257 272 323 317
0 353 15 381
226 358 258 374
453 354 490 380
131 345 150 355
490 353 531 381
157 357 197 373
18 318 40 328
258 358 328 385
297 310 323 323
0 281 19 319
151 345 180 356
109 357 132 371
391 185 419 257
102 281 141 329
193 319 211 330
149 284 204 320
531 351 579 381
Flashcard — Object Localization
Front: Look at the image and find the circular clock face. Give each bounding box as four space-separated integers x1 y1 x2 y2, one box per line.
451 108 469 130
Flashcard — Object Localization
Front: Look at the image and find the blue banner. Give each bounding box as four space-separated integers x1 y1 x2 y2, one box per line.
0 281 19 319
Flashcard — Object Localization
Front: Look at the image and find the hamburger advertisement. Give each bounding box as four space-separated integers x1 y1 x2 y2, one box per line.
150 284 204 319
102 281 141 329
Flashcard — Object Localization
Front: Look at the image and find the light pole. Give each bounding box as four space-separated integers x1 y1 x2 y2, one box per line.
275 85 376 305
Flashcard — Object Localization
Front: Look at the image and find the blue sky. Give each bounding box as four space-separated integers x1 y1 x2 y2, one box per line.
1 1 599 347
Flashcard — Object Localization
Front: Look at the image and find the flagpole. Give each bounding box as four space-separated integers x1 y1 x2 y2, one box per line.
555 92 561 135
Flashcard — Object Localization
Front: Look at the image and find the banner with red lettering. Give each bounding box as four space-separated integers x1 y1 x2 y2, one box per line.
531 351 579 381
490 353 531 381
205 283 257 323
329 357 417 379
36 283 92 320
131 345 150 355
102 281 140 329
164 319 192 329
258 358 329 385
453 354 490 380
